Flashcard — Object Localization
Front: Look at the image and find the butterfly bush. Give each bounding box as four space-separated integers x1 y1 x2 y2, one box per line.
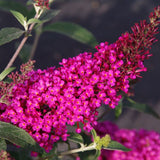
0 6 160 152
95 121 160 160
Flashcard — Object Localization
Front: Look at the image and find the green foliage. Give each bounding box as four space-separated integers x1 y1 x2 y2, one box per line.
0 121 43 153
10 10 27 30
0 27 24 46
40 9 60 22
43 22 98 47
27 7 36 19
104 140 131 151
95 150 101 159
10 148 32 160
0 67 15 81
79 150 97 160
26 0 34 6
91 129 97 140
80 132 92 146
0 0 28 15
27 18 42 25
115 98 123 118
125 98 160 119
41 145 59 160
91 129 130 156
68 132 84 144
0 139 7 151
11 10 42 30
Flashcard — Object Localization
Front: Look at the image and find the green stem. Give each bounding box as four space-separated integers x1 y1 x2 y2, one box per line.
29 25 42 60
39 143 96 160
4 35 28 70
60 143 96 157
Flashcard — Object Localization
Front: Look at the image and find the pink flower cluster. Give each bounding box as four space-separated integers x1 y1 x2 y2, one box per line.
0 6 159 152
95 121 160 160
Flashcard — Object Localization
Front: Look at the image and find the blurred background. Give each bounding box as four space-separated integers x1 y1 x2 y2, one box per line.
0 0 160 131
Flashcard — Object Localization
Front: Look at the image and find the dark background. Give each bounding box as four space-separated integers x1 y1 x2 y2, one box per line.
0 0 160 131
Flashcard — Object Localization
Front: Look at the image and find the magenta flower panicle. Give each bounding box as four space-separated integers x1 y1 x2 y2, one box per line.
0 7 160 152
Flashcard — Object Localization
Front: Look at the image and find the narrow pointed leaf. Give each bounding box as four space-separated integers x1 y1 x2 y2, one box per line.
0 139 7 151
126 98 160 119
94 150 101 159
0 121 43 153
43 22 98 47
0 67 15 81
10 10 26 27
27 18 42 25
103 140 131 151
68 132 84 144
91 129 97 140
26 0 34 5
0 0 28 15
115 104 122 118
39 9 60 22
115 98 123 118
0 27 24 46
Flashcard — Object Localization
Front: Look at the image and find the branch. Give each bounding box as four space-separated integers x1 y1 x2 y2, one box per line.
4 12 40 70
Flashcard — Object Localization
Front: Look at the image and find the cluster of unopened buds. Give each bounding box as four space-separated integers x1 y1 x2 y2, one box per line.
0 150 15 160
94 121 160 160
0 6 159 152
94 134 111 150
34 0 49 9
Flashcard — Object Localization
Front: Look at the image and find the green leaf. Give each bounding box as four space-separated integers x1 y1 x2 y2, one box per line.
25 6 36 19
94 150 101 159
115 98 123 118
10 148 32 160
0 121 43 153
0 27 24 46
10 10 27 28
0 67 15 81
39 9 60 22
126 98 160 119
80 132 92 146
68 132 84 144
0 0 28 15
79 150 96 160
27 18 42 25
41 144 59 160
43 22 98 47
104 140 131 151
26 0 34 6
91 129 97 140
0 139 7 151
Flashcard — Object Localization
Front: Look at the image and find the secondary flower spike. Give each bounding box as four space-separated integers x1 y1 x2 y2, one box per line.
0 6 160 152
95 121 160 160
